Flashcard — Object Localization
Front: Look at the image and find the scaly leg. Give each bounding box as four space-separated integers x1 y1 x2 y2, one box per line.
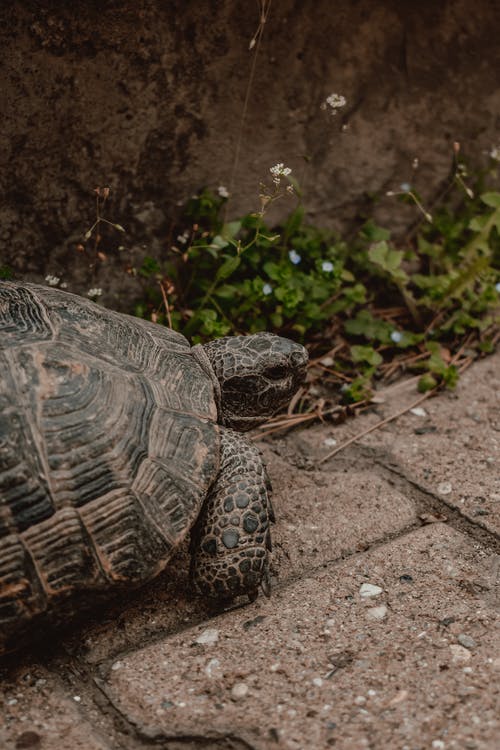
190 428 272 601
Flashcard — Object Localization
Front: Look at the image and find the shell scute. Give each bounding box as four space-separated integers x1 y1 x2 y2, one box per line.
78 490 172 582
22 507 100 594
0 352 55 535
0 285 55 346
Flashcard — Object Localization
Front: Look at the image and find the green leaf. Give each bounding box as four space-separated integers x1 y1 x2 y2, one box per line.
341 269 355 282
443 365 459 389
216 255 240 281
426 343 448 376
393 330 423 348
211 235 230 250
360 221 391 242
342 283 367 305
368 241 409 283
468 215 489 232
344 311 394 344
274 286 304 309
480 192 500 208
270 312 283 328
214 284 238 299
139 256 161 277
199 308 217 323
263 261 283 281
418 373 438 392
341 376 373 404
478 339 495 353
350 345 383 366
222 221 242 240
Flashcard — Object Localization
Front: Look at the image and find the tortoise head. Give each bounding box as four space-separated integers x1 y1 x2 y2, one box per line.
201 333 308 430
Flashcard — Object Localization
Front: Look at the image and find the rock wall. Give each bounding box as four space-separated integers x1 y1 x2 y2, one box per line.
1 0 499 304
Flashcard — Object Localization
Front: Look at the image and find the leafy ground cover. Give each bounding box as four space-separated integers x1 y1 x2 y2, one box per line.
133 162 499 421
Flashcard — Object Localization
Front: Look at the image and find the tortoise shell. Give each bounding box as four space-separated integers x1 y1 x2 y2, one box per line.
0 282 220 651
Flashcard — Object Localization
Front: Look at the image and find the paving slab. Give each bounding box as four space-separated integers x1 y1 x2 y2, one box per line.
356 352 500 537
63 457 417 666
0 664 111 750
297 352 500 537
102 524 500 750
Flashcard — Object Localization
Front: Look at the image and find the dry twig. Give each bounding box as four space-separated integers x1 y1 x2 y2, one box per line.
317 390 437 464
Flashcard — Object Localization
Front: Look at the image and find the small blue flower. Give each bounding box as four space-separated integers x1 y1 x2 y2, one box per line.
321 260 334 272
390 331 402 343
496 281 500 293
399 182 411 193
289 250 301 265
262 283 273 295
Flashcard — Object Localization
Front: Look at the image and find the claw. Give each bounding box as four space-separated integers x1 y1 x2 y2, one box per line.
247 588 259 603
260 569 272 598
267 495 276 524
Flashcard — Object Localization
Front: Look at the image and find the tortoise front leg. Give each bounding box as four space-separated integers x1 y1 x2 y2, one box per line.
190 428 272 601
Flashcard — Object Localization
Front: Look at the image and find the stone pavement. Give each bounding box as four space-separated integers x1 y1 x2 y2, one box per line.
1 352 499 750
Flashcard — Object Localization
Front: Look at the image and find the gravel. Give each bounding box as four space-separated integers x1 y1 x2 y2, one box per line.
359 583 383 598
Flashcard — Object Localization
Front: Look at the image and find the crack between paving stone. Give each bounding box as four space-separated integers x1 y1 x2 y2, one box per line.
41 648 258 750
40 654 138 750
65 513 469 749
88 519 425 676
93 676 259 749
367 452 500 554
316 442 500 553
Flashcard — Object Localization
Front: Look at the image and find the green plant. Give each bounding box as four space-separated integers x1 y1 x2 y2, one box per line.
0 265 13 280
133 161 499 404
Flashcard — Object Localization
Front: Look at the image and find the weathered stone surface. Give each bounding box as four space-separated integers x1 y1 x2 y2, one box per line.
64 458 417 665
2 1 500 300
261 449 417 576
356 352 500 537
103 525 500 750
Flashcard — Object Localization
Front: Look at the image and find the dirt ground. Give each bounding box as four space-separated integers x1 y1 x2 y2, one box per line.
1 351 498 749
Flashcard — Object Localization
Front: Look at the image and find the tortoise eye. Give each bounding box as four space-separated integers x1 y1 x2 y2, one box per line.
265 365 288 380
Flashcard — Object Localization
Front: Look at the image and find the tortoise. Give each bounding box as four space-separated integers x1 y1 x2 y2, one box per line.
0 281 307 653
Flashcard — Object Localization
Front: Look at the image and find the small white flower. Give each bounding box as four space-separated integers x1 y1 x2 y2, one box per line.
270 163 292 179
177 232 189 244
217 185 230 198
489 146 500 162
87 288 102 298
390 331 402 343
262 283 273 295
289 250 301 265
399 182 411 192
496 281 500 292
60 282 68 289
45 275 60 286
321 93 347 115
286 184 295 194
321 260 334 272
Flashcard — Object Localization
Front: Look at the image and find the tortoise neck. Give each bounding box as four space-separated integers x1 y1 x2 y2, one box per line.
191 344 222 421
